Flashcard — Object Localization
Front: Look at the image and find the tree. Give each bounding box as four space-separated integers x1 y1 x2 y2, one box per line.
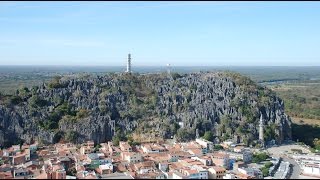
29 95 48 108
176 128 194 142
65 131 78 143
261 167 269 177
203 131 214 142
213 145 224 150
313 138 320 150
265 161 273 168
112 136 120 146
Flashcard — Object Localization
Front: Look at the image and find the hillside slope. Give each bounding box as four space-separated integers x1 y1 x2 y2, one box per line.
0 71 292 147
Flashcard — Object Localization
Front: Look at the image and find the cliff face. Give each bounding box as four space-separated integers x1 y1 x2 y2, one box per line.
0 72 292 146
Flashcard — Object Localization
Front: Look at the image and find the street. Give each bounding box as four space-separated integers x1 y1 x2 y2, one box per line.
281 155 301 179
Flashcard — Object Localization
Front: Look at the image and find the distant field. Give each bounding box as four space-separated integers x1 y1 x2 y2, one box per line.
291 117 320 126
1 65 320 94
268 81 320 120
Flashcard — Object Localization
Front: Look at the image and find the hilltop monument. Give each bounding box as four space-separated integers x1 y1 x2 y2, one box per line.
126 53 132 73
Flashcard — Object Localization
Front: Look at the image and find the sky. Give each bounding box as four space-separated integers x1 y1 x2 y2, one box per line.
0 1 320 66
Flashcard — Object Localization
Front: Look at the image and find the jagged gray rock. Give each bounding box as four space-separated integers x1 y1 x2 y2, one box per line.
0 71 292 147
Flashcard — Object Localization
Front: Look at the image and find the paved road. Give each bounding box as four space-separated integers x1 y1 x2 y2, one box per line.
281 155 301 179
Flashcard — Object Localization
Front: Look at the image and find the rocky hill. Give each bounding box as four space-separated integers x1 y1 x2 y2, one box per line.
0 71 292 147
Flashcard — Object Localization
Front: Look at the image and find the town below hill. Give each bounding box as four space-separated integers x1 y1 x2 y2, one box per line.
1 138 318 179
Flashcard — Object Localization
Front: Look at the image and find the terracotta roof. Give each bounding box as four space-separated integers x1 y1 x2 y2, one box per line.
0 171 13 179
212 152 227 158
210 166 226 172
35 172 48 179
134 161 156 170
188 148 202 155
116 163 127 172
84 174 97 179
183 168 198 175
236 173 254 179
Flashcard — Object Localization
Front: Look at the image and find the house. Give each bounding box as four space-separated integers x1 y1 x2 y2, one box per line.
242 150 252 164
86 153 112 168
100 172 134 179
303 163 320 175
76 171 97 179
0 171 13 179
136 171 166 179
29 143 38 154
141 143 167 154
24 149 31 161
233 161 246 170
168 153 179 162
13 167 29 179
87 141 95 148
96 164 113 174
233 146 246 153
27 169 41 179
178 167 208 179
119 141 132 152
238 167 263 179
223 173 236 179
159 162 169 172
12 145 21 153
12 153 26 165
211 152 230 169
80 146 93 155
121 152 143 163
196 138 214 151
191 156 213 166
38 149 50 157
24 161 39 170
188 148 204 157
235 172 255 179
146 153 171 164
208 166 226 179
134 161 157 174
229 151 252 164
0 164 12 173
221 141 234 149
182 142 206 153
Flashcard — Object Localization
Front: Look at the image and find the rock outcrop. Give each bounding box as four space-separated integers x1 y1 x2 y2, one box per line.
0 71 292 147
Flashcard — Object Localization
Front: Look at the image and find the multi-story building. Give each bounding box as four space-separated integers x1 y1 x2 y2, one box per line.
211 152 230 169
195 138 214 152
208 166 226 179
121 152 143 163
120 141 132 152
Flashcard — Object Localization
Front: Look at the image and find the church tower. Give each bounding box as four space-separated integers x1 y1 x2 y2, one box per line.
259 113 264 142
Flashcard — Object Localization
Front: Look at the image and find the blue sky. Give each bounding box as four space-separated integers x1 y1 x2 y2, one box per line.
0 1 320 66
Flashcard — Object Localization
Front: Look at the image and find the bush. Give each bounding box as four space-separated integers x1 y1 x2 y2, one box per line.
29 95 48 108
261 167 269 177
265 161 273 168
172 73 182 80
76 109 89 119
48 76 68 89
213 145 224 150
9 96 22 105
252 152 269 163
203 131 214 142
176 128 195 142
